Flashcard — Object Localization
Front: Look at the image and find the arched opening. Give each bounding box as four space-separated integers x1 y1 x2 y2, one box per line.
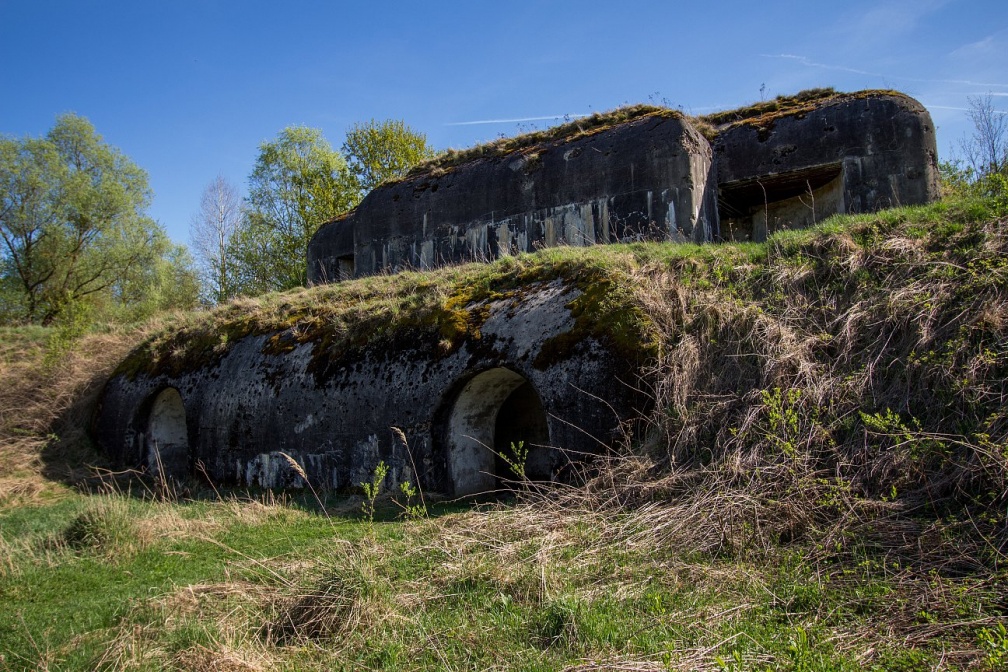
144 387 189 481
446 368 551 496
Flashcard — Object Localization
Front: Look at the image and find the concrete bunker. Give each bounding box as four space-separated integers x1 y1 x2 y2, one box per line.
95 274 640 494
309 89 938 282
97 90 939 495
444 368 551 496
309 110 718 282
142 387 189 480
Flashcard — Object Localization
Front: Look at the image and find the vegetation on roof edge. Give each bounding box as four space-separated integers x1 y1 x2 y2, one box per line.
697 86 840 127
116 180 1006 382
369 87 912 190
699 87 910 133
399 104 681 181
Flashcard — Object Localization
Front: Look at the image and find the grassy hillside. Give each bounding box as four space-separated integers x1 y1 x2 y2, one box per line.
1 189 1007 670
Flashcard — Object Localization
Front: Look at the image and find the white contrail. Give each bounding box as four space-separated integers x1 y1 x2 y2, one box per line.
927 104 1008 114
766 53 880 77
445 114 589 126
763 53 1008 89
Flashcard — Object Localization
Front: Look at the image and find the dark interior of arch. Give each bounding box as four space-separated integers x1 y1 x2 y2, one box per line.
493 381 551 486
446 368 553 496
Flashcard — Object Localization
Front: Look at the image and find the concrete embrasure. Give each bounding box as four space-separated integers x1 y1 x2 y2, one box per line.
446 367 548 496
144 387 188 481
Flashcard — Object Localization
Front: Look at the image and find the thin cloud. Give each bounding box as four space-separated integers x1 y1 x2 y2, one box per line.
927 104 1008 115
950 35 996 58
766 53 880 78
762 54 1008 90
445 114 588 126
850 0 949 38
949 30 1008 59
923 91 1008 98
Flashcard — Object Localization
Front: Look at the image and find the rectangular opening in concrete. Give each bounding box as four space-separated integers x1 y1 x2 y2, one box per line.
337 255 355 281
718 162 844 242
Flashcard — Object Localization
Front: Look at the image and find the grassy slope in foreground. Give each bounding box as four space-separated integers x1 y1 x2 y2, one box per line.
1 192 1007 671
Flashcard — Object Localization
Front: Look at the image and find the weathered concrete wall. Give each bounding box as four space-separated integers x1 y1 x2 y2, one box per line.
95 280 645 495
309 90 940 274
96 89 943 497
714 92 939 240
309 113 718 282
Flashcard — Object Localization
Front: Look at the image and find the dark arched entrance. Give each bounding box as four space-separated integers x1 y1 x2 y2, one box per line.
445 368 551 495
144 387 189 481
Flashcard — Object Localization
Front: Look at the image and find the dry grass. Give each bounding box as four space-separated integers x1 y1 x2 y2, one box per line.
402 104 681 180
97 581 279 671
3 197 1008 669
0 324 154 507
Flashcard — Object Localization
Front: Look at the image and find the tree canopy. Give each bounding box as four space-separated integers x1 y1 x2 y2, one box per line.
0 114 198 324
233 126 358 294
342 119 435 195
196 119 435 300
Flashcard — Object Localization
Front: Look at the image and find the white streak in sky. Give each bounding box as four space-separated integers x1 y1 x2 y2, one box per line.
766 53 880 77
763 54 1008 89
445 114 588 126
927 104 1008 115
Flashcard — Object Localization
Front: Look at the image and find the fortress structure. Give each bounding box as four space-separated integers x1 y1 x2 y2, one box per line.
309 89 938 282
95 90 939 496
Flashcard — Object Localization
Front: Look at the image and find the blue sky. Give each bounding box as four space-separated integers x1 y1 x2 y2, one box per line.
2 0 1006 245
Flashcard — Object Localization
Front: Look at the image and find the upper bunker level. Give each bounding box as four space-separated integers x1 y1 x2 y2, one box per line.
308 90 938 283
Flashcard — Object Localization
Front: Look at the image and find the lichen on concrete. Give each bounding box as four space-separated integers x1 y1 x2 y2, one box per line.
96 252 657 495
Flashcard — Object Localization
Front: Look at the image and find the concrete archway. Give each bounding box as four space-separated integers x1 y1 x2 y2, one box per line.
446 368 551 495
144 387 189 481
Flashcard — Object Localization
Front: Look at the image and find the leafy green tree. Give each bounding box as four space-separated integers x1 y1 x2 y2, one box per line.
342 119 435 195
227 214 282 297
101 234 201 322
0 114 190 324
236 126 357 293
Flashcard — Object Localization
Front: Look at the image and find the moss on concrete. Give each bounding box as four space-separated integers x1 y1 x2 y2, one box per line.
366 88 914 191
700 88 911 137
113 248 662 384
401 104 682 181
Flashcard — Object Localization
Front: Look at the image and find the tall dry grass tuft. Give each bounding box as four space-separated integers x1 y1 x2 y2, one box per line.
630 212 1008 512
0 324 153 505
260 542 383 649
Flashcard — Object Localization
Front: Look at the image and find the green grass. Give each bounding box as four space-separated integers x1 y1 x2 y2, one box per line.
3 185 1008 669
3 488 1004 670
0 492 348 669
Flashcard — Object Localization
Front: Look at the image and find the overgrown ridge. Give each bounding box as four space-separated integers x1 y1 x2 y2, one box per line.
385 87 898 183
2 189 1007 670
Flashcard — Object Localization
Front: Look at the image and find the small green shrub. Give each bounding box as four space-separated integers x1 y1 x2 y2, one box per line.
978 622 1008 671
360 460 387 525
396 479 426 519
499 440 529 481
